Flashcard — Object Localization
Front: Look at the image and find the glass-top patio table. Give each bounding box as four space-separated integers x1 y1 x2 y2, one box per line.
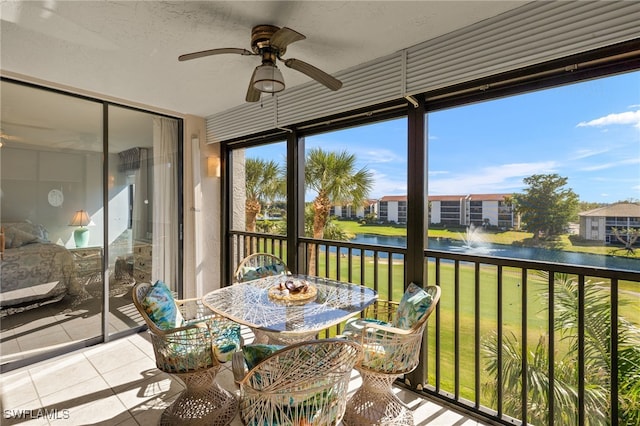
202 274 378 344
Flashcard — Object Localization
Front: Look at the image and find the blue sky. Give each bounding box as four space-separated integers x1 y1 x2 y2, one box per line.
247 70 639 203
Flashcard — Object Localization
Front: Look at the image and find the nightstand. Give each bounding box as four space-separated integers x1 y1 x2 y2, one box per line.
133 241 152 283
70 246 103 282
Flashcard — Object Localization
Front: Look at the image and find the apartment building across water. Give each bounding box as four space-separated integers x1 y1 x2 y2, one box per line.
331 193 517 229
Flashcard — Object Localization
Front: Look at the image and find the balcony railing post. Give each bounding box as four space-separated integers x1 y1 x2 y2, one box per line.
405 98 427 388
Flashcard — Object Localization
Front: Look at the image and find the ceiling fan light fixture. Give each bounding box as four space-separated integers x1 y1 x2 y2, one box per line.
178 25 341 102
253 64 285 93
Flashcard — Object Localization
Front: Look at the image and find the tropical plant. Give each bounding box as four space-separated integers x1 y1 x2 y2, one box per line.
304 148 373 274
244 158 285 232
255 219 285 235
481 273 640 425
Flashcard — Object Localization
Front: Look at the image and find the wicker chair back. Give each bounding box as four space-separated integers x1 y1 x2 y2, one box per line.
238 338 361 426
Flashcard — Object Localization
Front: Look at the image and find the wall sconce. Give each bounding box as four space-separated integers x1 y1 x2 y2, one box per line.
207 157 220 178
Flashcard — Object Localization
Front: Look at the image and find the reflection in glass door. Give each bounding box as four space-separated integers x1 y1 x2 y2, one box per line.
0 80 182 370
107 106 180 335
0 80 104 367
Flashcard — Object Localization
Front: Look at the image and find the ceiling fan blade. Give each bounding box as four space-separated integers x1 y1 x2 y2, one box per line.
284 58 342 91
178 48 254 62
270 27 306 51
245 67 261 103
0 132 24 142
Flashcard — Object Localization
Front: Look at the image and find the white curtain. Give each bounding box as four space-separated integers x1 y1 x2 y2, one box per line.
132 148 151 241
152 117 179 287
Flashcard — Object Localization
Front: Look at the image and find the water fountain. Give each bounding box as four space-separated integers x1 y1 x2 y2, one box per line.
452 224 497 254
459 224 483 248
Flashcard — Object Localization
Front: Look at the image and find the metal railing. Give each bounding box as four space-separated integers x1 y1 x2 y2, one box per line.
229 230 640 426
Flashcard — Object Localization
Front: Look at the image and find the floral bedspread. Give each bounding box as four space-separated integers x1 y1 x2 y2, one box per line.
0 242 78 308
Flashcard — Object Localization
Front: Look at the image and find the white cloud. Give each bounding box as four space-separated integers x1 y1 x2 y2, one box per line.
581 163 615 172
577 110 640 128
369 169 407 198
428 161 557 195
371 180 407 198
581 157 640 172
359 148 403 164
572 147 610 160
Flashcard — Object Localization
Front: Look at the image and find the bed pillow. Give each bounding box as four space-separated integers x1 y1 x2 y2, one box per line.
23 221 48 241
2 221 49 247
141 280 185 330
5 227 39 248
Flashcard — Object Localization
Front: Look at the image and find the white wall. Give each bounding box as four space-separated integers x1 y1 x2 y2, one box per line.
182 115 224 298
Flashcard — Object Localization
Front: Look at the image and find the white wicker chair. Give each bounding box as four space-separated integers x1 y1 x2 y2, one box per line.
233 252 290 283
132 282 240 426
343 285 441 426
235 338 361 426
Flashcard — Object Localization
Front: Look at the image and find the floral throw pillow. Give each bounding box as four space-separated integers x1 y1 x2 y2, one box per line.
393 283 433 330
142 280 184 330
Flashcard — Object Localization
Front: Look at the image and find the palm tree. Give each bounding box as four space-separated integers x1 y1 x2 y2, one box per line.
304 204 351 241
481 273 640 425
244 158 284 232
305 148 373 274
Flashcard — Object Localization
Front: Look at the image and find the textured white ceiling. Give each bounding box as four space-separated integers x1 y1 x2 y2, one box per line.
0 1 527 118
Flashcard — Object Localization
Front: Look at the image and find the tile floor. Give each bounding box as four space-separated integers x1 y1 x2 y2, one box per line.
1 277 143 365
1 331 490 425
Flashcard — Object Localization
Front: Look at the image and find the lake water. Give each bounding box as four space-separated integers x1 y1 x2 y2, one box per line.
346 234 640 272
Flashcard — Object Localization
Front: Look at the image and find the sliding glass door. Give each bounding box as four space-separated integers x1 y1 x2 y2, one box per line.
107 105 180 335
0 81 104 366
0 79 181 370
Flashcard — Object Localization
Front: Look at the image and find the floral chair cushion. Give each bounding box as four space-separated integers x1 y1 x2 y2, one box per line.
394 282 433 329
160 332 213 373
141 280 185 330
240 341 357 426
241 263 287 282
159 320 242 372
210 321 243 363
242 344 285 370
343 318 397 371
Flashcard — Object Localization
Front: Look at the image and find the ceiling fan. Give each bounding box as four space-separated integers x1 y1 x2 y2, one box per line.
178 25 342 102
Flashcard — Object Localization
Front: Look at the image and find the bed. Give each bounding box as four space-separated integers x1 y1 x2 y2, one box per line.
0 221 81 313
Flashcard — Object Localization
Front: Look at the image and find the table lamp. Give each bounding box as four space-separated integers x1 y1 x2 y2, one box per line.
69 210 92 247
